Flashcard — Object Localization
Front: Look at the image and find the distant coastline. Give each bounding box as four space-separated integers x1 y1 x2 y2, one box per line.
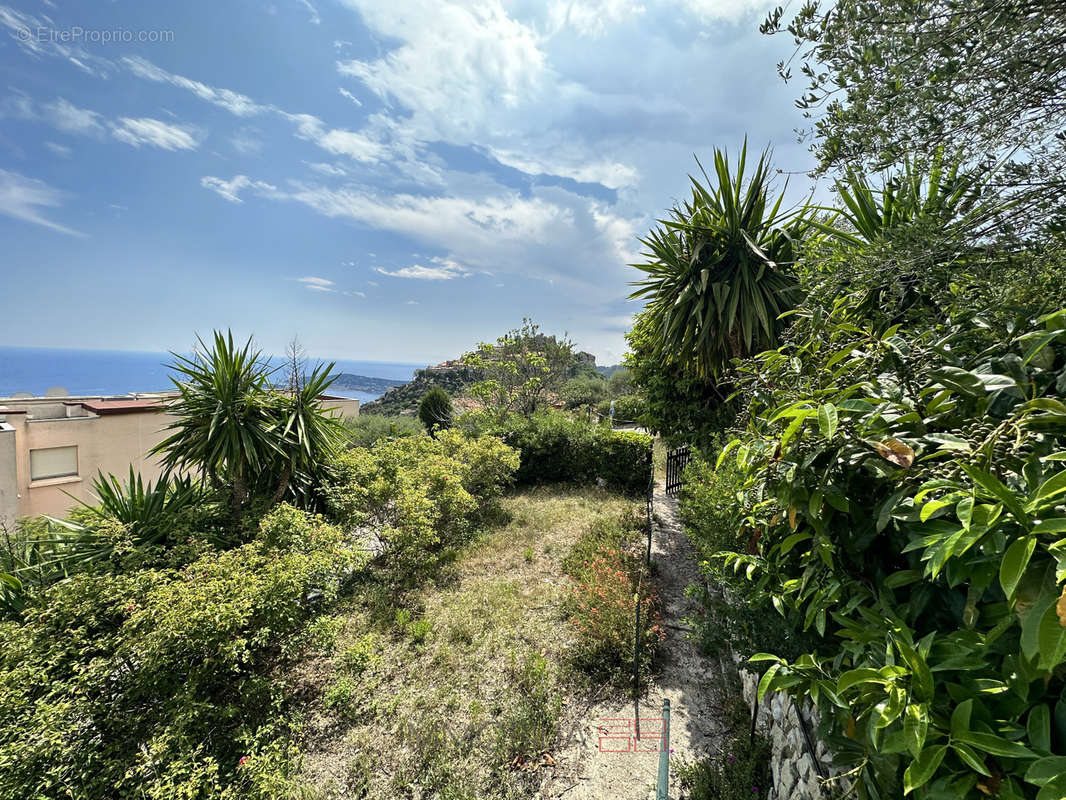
0 347 422 404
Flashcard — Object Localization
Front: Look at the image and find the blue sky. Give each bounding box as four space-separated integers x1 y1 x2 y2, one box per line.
0 0 816 365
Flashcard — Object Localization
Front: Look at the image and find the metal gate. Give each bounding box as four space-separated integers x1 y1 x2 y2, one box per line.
665 445 690 497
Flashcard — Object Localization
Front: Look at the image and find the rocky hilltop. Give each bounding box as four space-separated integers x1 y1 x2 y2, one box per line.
362 349 598 416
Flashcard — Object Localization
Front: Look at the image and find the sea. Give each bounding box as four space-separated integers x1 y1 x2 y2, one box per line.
0 347 424 406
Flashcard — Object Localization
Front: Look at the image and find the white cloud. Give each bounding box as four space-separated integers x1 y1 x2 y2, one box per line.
200 174 280 203
306 161 348 177
344 290 366 297
280 180 638 298
111 117 202 150
377 257 469 280
338 87 362 106
489 147 638 189
44 141 72 157
297 0 321 24
124 56 268 117
42 98 105 135
0 169 82 236
0 4 112 76
123 57 387 164
296 276 335 292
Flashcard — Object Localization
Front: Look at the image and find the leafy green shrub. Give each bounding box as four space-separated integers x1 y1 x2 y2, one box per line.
561 375 609 408
717 304 1066 799
339 633 380 674
483 412 652 493
0 504 364 799
418 387 454 433
323 675 359 716
596 393 646 423
323 431 518 582
341 413 422 448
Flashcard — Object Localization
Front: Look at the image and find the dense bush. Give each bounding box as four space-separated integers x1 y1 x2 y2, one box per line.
716 304 1066 799
561 375 609 408
341 413 423 448
418 387 454 433
480 412 652 494
323 430 518 580
596 393 646 424
0 505 364 800
680 452 815 665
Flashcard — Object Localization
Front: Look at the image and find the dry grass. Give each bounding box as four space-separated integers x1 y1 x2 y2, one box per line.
295 486 642 800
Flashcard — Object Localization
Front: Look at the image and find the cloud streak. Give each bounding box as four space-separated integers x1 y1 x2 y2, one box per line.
0 169 83 236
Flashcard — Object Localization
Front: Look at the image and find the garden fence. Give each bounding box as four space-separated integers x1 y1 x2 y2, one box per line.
665 445 690 497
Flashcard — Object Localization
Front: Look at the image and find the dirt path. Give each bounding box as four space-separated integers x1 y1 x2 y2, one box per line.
542 480 728 799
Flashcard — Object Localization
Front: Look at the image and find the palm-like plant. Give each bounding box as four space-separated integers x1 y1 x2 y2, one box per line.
152 330 343 514
630 141 808 377
809 150 1005 317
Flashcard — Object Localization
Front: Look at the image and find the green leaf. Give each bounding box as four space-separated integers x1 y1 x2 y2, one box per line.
1034 519 1066 534
1030 469 1066 510
962 464 1030 528
1028 705 1052 754
1026 757 1066 786
818 403 838 439
1037 776 1066 800
952 743 991 777
838 668 889 694
955 731 1037 759
903 744 947 794
757 663 782 701
904 703 928 759
1037 601 1066 672
950 698 973 739
1000 537 1037 601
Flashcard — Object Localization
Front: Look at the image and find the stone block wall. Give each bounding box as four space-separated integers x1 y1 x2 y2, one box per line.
737 662 843 799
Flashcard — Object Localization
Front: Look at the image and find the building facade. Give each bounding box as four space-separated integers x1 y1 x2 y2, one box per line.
0 393 359 529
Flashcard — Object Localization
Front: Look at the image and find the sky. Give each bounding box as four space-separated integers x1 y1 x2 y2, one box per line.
0 0 817 365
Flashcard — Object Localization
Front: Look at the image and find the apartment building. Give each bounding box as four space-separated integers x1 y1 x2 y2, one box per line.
0 392 359 529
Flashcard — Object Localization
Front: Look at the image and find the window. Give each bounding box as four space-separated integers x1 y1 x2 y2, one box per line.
30 445 79 480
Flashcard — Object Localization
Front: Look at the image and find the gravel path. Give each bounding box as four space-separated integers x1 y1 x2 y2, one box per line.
541 479 730 800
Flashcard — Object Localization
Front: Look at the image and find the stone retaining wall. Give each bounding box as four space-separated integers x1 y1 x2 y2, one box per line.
737 662 842 799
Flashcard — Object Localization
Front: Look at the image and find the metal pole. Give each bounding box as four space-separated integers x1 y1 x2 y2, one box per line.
657 698 671 800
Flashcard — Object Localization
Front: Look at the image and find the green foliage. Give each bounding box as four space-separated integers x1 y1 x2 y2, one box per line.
561 374 609 409
153 330 343 515
0 505 364 799
341 413 423 448
629 141 808 377
761 1 1066 213
463 319 576 415
480 412 652 494
624 309 737 447
676 730 771 800
596 393 646 424
418 387 454 433
718 304 1066 798
323 430 518 582
497 652 561 761
680 451 815 664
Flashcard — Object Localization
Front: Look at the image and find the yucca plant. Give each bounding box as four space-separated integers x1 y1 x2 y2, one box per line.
809 150 1007 317
76 466 200 540
630 140 809 377
153 330 343 515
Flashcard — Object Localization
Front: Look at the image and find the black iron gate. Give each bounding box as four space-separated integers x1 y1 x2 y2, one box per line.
665 445 690 497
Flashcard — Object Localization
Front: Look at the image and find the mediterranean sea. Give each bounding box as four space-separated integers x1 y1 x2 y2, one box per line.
0 347 423 405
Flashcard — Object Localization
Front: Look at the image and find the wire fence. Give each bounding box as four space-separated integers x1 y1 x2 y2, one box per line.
632 451 671 799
